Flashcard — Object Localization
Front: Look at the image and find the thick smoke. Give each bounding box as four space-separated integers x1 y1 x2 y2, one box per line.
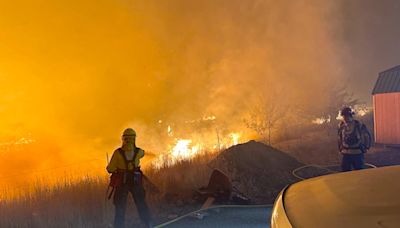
338 0 400 100
0 0 399 184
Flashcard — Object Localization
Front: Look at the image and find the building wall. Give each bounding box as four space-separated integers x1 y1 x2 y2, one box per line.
373 92 400 144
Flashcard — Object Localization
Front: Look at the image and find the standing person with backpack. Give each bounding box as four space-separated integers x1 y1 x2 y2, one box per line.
107 128 153 228
338 107 372 172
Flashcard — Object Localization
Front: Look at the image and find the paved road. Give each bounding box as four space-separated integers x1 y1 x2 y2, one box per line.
159 206 272 228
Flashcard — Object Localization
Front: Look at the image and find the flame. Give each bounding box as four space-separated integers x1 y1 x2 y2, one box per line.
152 131 243 169
336 110 343 120
0 137 36 156
185 116 216 124
312 116 331 125
230 133 241 145
167 125 173 137
354 106 371 117
171 139 196 160
202 116 216 121
152 139 202 169
0 137 36 147
150 116 245 169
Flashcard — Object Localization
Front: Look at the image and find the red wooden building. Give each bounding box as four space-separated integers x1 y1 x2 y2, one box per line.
372 65 400 145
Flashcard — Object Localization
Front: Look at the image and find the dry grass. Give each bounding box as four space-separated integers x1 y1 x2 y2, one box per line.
146 151 218 195
0 152 219 227
1 118 373 228
0 134 338 227
0 176 114 228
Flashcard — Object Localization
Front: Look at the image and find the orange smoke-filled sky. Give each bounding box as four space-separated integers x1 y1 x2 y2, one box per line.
0 0 399 185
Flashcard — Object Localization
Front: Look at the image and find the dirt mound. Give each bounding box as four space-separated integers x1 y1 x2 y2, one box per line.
209 140 303 203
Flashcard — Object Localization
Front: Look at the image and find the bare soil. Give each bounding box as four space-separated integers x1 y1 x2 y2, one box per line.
209 140 304 204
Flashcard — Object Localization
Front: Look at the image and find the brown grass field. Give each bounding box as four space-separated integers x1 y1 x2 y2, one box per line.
0 152 216 227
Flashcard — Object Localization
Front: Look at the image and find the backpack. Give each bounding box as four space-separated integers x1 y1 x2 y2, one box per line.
359 123 372 151
339 120 371 151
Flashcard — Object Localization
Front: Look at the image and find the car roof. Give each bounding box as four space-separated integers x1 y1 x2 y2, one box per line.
283 165 400 228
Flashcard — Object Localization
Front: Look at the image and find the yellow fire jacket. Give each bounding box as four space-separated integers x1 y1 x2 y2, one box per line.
106 148 144 173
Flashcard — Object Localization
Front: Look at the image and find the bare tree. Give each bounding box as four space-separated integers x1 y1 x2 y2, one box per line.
244 94 288 145
327 86 359 117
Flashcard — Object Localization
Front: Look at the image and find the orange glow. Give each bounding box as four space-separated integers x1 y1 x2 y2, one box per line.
0 0 349 197
151 129 245 169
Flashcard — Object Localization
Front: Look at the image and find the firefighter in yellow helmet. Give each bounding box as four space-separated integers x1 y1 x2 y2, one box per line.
107 128 153 228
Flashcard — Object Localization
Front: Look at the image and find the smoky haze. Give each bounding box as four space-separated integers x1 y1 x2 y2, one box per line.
0 0 399 183
339 0 400 101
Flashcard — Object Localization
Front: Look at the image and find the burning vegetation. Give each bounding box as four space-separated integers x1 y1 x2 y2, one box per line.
0 0 368 186
151 119 244 169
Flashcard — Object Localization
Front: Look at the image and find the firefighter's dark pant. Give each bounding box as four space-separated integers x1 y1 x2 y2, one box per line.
113 183 152 228
341 153 364 172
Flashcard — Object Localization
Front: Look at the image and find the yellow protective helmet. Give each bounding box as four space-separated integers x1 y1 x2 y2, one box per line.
122 128 136 137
